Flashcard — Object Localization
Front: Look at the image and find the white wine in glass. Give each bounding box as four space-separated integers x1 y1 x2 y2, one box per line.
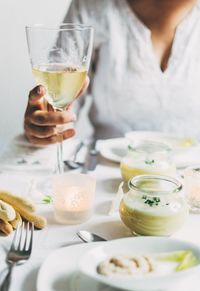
32 64 87 110
26 24 94 173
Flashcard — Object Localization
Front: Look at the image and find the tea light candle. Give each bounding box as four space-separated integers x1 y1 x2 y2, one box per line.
184 166 200 214
53 173 96 224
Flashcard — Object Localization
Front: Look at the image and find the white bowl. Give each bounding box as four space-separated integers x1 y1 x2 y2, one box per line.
78 237 200 291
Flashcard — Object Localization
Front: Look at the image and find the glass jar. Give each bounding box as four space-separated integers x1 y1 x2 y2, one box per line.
120 141 176 182
119 175 188 236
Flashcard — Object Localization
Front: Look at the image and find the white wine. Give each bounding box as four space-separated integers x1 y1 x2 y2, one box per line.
32 64 87 110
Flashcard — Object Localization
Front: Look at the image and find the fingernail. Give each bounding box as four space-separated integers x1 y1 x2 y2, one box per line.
65 129 75 138
37 86 43 95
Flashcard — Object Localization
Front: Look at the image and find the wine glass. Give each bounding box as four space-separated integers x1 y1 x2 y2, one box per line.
25 23 94 173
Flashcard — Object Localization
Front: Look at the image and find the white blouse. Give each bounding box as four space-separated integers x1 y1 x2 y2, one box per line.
64 0 200 139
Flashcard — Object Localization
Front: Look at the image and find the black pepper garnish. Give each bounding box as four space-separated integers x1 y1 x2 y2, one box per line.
144 159 155 165
142 196 161 207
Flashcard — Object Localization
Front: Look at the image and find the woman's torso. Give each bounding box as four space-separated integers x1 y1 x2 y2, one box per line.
87 0 200 139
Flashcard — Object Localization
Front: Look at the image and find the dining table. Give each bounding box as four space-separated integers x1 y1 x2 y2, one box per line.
0 134 200 291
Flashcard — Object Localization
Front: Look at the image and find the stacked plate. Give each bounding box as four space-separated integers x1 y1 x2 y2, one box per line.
97 131 200 169
37 237 200 291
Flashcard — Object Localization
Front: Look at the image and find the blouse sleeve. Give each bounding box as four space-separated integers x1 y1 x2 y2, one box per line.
63 0 108 50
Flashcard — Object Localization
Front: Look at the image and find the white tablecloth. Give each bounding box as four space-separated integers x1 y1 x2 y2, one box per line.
0 135 200 291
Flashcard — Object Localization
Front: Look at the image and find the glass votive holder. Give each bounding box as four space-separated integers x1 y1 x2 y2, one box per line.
52 173 96 224
184 166 200 214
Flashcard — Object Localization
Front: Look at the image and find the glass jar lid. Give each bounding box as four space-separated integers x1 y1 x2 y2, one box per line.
128 140 171 154
128 174 182 196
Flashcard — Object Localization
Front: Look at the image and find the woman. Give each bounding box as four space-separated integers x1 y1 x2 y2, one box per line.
24 0 200 145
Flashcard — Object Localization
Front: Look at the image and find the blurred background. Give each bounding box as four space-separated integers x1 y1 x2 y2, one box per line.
0 0 92 149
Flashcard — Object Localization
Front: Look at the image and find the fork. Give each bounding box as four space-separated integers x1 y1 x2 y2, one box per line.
0 221 34 291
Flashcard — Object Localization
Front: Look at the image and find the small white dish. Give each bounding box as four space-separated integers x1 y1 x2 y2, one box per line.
79 237 200 291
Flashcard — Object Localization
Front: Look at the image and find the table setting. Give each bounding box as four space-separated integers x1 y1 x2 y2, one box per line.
1 131 200 291
1 19 200 291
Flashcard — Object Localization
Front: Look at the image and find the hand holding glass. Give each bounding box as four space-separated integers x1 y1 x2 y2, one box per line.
26 24 94 173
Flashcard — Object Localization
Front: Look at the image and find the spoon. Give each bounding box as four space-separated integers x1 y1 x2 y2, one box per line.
77 230 107 243
64 141 84 169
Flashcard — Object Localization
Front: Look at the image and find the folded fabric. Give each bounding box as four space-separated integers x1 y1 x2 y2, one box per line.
0 134 85 174
0 173 44 203
0 141 56 173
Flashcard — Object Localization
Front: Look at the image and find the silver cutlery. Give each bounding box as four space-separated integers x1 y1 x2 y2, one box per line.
77 230 106 243
64 141 85 170
81 139 99 174
1 222 34 291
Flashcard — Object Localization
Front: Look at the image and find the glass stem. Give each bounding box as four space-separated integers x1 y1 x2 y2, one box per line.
54 107 64 174
57 135 63 174
44 99 63 173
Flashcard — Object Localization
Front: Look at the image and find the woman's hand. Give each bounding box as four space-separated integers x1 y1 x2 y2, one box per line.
24 77 89 146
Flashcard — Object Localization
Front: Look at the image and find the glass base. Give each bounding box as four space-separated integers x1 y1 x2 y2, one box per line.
54 209 93 224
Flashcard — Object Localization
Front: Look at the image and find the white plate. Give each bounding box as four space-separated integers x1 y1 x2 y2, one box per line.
37 243 116 291
125 131 198 151
79 237 200 291
98 138 128 163
37 239 200 291
98 133 200 169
